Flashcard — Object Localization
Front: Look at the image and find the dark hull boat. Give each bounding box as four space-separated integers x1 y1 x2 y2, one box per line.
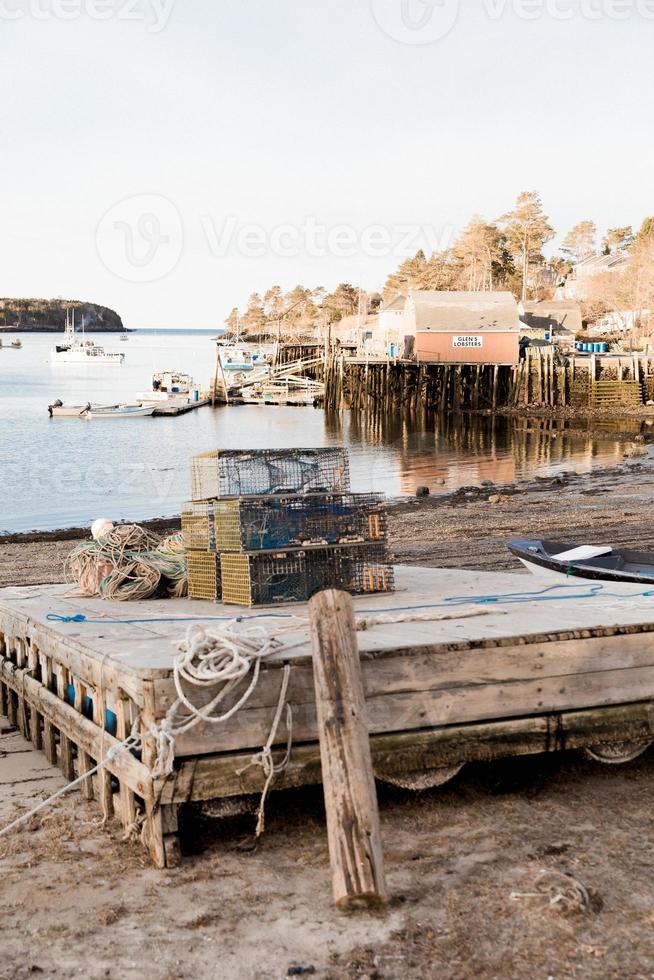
508 539 654 584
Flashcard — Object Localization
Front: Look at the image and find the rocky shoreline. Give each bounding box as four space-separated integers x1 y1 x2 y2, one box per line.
2 454 654 587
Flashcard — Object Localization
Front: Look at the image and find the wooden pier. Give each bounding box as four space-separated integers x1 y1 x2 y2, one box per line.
275 342 654 413
3 566 654 866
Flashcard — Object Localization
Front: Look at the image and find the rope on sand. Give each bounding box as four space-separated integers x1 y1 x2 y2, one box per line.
0 729 142 840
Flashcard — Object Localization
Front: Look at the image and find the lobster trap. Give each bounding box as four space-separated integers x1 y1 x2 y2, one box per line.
190 448 350 501
181 501 216 551
220 543 394 607
187 551 222 601
211 492 387 552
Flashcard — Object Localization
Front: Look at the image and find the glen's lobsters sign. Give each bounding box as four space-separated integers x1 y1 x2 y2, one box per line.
452 336 483 349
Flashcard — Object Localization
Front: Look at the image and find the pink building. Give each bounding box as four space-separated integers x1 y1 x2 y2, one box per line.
402 290 521 365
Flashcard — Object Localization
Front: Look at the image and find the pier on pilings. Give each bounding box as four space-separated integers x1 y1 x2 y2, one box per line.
308 345 654 414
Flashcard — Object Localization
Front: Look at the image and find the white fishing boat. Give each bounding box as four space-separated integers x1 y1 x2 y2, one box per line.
120 333 129 341
51 310 125 365
136 370 200 404
84 404 155 419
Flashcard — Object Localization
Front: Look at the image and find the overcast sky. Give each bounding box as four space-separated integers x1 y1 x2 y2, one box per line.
1 0 652 328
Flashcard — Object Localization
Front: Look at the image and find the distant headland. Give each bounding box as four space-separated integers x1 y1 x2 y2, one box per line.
0 298 124 332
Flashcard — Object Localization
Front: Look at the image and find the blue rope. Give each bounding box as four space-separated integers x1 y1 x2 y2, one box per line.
46 612 299 625
45 582 654 627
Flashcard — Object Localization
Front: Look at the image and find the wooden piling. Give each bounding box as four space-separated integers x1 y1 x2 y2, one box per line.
309 590 388 911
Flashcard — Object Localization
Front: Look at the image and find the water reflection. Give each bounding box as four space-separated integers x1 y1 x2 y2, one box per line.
342 412 640 496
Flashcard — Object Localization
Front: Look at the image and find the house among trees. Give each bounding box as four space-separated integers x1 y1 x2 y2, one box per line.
401 290 522 364
519 299 582 347
564 252 630 299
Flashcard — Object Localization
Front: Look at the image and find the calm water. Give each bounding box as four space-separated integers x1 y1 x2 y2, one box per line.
0 329 644 533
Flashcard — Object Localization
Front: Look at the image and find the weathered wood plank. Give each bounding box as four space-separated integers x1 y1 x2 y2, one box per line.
178 701 654 802
169 658 654 756
0 611 145 705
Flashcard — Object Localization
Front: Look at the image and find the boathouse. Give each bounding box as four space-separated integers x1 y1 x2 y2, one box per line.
520 299 582 347
404 290 521 365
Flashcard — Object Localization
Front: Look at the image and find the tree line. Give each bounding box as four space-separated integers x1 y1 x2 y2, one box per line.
227 192 654 337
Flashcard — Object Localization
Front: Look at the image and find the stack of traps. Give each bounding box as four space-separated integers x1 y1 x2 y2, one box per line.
183 449 394 606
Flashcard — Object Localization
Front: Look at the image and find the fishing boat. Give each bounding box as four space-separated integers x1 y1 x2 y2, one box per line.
219 345 267 372
508 539 654 584
48 400 119 418
84 404 155 419
51 310 124 365
136 370 200 404
120 333 129 341
10 339 22 349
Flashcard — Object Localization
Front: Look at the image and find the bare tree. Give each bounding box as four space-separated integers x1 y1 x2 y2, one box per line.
561 220 597 263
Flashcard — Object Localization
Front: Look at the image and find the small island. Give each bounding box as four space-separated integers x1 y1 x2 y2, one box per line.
0 298 124 332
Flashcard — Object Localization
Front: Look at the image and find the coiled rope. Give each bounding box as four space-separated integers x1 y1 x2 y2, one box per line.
150 622 294 813
66 525 187 602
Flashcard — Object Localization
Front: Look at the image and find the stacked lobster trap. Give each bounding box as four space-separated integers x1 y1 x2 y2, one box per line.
182 448 394 605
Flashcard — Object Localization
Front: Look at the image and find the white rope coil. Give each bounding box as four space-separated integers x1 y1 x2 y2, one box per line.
150 623 287 780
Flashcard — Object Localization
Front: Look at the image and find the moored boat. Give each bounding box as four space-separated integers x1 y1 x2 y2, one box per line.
508 538 654 584
84 404 156 419
136 370 200 404
48 400 122 417
51 310 124 365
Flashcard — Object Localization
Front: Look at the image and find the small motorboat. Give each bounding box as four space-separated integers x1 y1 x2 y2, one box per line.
120 333 129 341
508 539 654 584
48 400 119 418
84 404 156 419
10 339 22 349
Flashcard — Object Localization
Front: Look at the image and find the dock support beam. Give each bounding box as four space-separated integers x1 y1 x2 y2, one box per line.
309 590 388 910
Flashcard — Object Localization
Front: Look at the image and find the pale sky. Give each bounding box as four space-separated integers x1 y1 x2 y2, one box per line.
1 0 652 328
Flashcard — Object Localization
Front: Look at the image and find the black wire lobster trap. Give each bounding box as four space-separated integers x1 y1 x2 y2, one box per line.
220 542 394 607
190 448 350 501
182 492 387 553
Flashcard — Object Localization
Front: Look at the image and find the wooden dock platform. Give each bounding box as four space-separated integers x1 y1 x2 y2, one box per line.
3 566 654 866
151 398 210 416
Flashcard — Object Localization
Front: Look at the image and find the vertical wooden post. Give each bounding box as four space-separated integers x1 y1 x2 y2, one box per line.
41 655 57 764
309 590 388 910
